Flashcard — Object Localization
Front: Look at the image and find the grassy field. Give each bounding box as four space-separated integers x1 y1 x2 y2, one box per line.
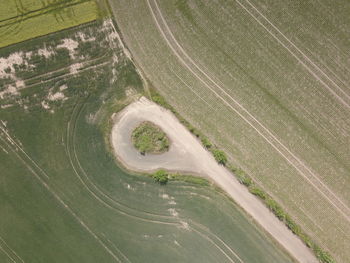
0 0 100 48
109 0 350 262
0 20 295 262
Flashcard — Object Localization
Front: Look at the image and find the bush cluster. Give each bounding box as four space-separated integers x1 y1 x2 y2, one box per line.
132 121 169 155
211 149 227 165
152 170 168 184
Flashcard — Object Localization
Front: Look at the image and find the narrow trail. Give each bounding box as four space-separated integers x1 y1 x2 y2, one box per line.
147 0 350 222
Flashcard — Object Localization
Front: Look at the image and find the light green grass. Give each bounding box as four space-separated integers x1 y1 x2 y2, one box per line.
0 0 100 48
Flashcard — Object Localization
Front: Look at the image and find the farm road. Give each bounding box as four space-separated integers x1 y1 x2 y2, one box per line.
111 97 317 263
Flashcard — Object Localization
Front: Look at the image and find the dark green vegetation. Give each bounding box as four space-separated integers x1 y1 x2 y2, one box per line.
109 0 350 261
211 149 227 166
151 169 169 184
0 20 295 263
132 121 169 155
149 89 335 263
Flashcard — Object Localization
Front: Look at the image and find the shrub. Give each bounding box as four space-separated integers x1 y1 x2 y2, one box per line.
249 187 267 200
152 170 168 185
211 149 227 165
235 168 252 187
266 199 285 221
201 137 212 149
313 245 335 263
285 215 301 235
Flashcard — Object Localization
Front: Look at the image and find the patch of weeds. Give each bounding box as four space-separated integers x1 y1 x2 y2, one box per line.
211 148 227 166
132 121 169 155
249 187 267 200
152 169 168 184
169 173 209 186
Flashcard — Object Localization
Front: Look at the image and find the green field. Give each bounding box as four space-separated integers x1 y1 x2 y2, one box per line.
109 0 350 262
0 20 296 262
0 0 100 48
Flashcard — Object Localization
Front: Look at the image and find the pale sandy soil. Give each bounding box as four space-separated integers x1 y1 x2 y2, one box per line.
111 97 317 263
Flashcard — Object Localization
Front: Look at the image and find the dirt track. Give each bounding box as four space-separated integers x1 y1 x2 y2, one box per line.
111 97 317 263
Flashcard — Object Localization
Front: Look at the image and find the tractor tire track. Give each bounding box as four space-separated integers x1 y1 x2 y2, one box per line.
235 0 350 108
147 0 350 222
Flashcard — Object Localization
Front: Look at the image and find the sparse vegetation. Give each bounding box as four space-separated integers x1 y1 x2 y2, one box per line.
169 173 210 186
132 121 170 155
249 187 267 200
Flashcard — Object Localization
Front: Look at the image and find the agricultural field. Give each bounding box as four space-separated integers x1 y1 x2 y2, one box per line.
109 0 350 262
0 0 102 48
0 18 296 263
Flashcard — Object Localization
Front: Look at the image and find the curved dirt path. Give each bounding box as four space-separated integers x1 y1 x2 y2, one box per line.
111 97 317 263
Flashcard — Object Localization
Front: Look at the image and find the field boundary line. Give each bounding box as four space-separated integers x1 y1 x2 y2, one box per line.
147 0 350 222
